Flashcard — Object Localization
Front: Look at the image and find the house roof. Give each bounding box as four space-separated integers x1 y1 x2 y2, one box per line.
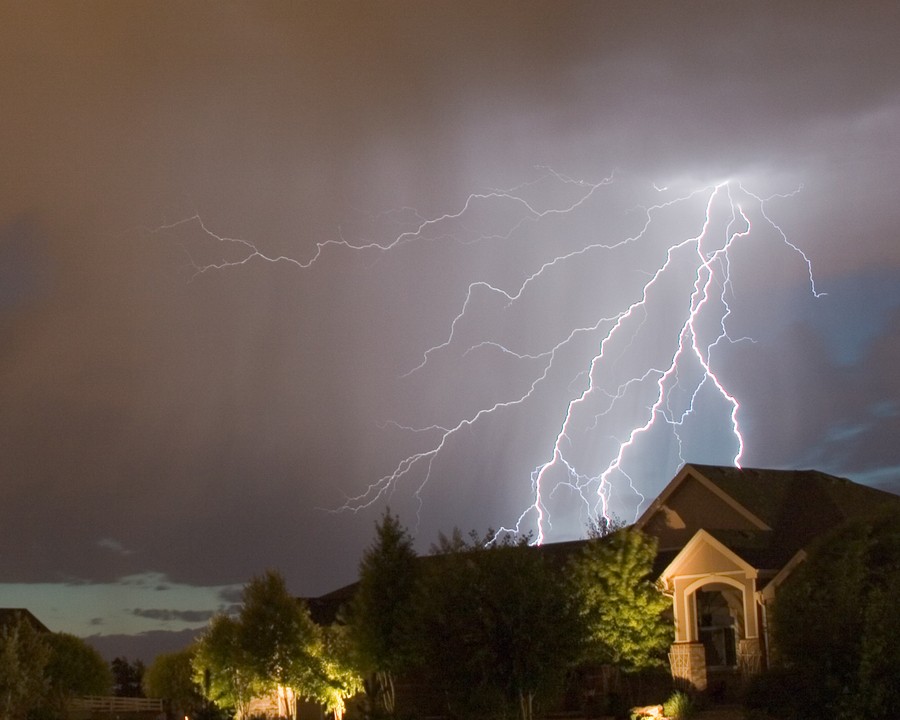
303 581 359 625
687 463 897 525
690 463 900 554
0 608 51 634
639 463 900 572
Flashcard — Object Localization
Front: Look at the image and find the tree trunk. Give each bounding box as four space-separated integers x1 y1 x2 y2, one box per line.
518 689 534 720
377 670 395 716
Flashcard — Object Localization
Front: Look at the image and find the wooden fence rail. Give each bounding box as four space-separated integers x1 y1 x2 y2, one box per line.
69 696 164 713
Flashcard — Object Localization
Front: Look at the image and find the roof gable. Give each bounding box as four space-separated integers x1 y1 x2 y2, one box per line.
689 464 900 550
636 464 770 549
659 529 758 585
637 463 900 558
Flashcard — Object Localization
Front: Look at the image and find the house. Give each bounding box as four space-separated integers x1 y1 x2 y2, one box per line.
298 462 900 712
634 463 900 694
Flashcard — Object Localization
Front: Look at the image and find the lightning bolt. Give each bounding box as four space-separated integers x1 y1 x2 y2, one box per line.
153 170 821 544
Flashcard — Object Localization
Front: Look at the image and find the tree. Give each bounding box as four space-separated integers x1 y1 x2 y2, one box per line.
304 623 363 720
474 535 586 720
409 530 585 720
345 509 418 716
570 528 672 672
194 571 362 720
585 513 627 539
0 613 50 720
111 657 145 697
193 614 260 719
238 570 322 719
771 508 900 719
144 647 205 714
42 633 112 716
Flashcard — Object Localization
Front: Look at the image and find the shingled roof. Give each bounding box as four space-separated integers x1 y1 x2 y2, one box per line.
630 462 900 580
688 463 900 558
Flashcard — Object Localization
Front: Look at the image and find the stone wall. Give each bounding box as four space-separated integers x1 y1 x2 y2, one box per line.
669 642 707 691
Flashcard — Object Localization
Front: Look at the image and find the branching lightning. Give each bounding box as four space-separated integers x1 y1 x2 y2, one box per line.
155 170 821 544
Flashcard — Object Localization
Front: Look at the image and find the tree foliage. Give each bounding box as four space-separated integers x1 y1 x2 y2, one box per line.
408 530 585 720
111 656 145 697
569 528 672 672
238 569 323 717
43 633 112 713
144 647 205 711
193 614 260 719
772 508 900 719
305 623 364 720
194 570 362 720
345 509 418 716
0 613 50 720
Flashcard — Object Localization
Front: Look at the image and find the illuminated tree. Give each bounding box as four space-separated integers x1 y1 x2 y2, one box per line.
345 510 418 716
0 613 50 720
304 623 364 720
193 613 260 719
42 633 112 714
238 570 323 718
194 571 362 720
570 528 672 672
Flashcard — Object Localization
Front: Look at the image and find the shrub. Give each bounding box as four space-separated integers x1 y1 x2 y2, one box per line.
663 690 695 720
742 667 819 719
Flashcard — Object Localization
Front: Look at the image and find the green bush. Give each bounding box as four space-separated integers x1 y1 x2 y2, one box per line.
771 509 900 719
662 690 695 720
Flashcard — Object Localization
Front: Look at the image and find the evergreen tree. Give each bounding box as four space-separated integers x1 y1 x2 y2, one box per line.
345 510 418 716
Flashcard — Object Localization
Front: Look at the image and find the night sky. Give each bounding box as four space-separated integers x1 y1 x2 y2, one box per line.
3 2 900 661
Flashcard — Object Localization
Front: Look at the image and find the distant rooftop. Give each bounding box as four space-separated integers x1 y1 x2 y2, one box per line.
0 608 51 634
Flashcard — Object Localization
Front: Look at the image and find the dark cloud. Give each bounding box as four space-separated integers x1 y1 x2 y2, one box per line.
131 608 214 623
1 1 899 636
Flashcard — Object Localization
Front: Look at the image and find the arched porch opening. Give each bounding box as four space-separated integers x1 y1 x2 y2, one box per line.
694 583 743 669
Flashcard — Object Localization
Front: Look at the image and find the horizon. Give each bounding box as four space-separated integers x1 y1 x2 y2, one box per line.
9 462 900 665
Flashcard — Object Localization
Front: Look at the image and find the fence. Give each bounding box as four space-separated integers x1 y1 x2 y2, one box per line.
69 696 164 713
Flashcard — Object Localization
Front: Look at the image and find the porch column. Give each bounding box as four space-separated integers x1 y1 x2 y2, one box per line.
668 642 707 691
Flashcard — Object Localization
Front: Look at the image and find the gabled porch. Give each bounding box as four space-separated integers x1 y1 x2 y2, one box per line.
659 530 763 693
